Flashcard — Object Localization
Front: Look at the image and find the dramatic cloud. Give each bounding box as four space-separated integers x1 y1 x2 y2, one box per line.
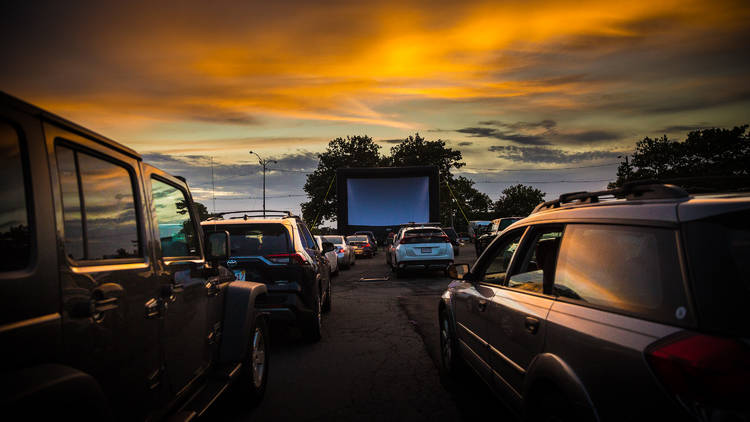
488 145 622 163
456 120 622 145
457 141 473 146
457 127 550 145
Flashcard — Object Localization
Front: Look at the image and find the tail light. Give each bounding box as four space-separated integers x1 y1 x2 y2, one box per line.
365 243 371 248
335 246 344 253
265 253 307 265
645 332 750 409
442 235 451 243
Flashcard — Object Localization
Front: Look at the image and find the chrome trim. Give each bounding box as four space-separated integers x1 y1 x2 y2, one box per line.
489 343 526 374
0 313 60 334
457 321 488 347
490 363 522 399
163 258 204 266
71 262 150 273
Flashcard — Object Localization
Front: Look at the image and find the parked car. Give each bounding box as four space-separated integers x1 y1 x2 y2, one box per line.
439 182 750 422
0 92 270 420
315 235 340 275
390 226 454 277
353 230 378 252
202 211 332 342
468 220 491 243
474 217 522 256
347 235 375 257
318 235 355 269
441 226 461 256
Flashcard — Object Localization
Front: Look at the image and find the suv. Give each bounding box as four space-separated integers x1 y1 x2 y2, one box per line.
353 230 378 252
474 216 522 256
0 92 270 420
202 211 333 342
389 226 454 276
439 182 750 422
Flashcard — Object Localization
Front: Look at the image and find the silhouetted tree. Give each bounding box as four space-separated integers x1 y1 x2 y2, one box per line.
494 184 546 217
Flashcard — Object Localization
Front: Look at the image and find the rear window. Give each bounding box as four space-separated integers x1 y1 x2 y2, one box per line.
684 209 750 335
554 224 690 325
347 236 368 243
498 218 519 231
210 224 290 256
443 228 457 239
321 236 343 244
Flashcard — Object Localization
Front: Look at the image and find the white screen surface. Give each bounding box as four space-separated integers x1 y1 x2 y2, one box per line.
347 177 430 226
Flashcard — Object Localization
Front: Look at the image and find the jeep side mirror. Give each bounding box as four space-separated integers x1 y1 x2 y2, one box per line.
206 231 230 263
447 263 472 280
322 241 335 253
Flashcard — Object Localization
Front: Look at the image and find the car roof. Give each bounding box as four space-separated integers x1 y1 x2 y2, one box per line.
201 219 295 227
404 226 442 232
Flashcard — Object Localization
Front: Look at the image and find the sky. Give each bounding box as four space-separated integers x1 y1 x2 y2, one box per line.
2 0 749 220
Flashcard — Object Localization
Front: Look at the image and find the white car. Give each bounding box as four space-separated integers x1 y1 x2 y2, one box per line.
315 235 339 276
391 226 454 277
317 235 355 269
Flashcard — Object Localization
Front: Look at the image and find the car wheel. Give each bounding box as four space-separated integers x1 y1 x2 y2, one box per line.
322 281 332 313
439 311 466 381
236 315 269 403
303 292 322 342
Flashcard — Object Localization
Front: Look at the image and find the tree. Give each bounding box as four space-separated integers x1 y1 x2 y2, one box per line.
610 125 750 189
494 184 546 217
444 176 492 231
301 135 383 226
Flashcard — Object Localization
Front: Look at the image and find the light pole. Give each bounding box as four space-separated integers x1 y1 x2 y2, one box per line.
249 151 277 217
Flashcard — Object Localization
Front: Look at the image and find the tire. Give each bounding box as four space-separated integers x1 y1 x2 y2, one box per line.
439 311 467 382
236 315 270 403
322 281 332 313
303 292 322 342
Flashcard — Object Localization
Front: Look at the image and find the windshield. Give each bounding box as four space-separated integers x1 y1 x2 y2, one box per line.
210 224 290 256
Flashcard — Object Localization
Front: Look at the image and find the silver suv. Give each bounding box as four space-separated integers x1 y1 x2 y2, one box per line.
439 182 750 422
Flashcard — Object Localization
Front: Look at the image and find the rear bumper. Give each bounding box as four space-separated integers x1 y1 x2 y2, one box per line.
396 259 453 270
353 249 373 256
255 282 315 322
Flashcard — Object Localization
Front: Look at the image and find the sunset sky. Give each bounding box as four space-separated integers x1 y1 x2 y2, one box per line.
2 0 749 219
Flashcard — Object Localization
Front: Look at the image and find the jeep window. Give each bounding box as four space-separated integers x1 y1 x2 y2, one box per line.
56 145 140 260
506 226 562 294
212 224 290 256
684 209 749 335
151 178 200 257
554 224 689 323
0 122 31 271
481 229 525 284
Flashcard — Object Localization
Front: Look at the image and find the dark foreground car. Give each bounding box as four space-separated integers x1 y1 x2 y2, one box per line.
440 183 750 422
0 92 270 420
202 211 333 342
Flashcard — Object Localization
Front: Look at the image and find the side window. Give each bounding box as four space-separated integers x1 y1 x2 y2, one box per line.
56 145 140 261
299 223 316 250
0 122 32 271
506 226 563 294
554 224 687 322
481 229 524 284
151 178 200 258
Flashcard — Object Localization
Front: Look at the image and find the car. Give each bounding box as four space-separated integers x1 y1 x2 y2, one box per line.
474 217 522 256
347 235 375 257
0 92 270 420
202 211 333 342
439 182 750 422
390 226 454 277
315 235 340 275
441 226 461 256
353 230 378 253
468 220 491 243
318 234 355 269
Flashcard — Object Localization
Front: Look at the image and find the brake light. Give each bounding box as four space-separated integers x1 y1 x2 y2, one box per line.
645 332 750 408
265 253 307 265
442 235 451 243
365 243 371 248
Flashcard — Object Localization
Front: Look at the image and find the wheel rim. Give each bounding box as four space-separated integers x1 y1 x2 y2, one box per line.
251 327 265 388
440 318 452 369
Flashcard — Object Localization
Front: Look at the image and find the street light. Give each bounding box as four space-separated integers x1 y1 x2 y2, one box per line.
249 151 277 217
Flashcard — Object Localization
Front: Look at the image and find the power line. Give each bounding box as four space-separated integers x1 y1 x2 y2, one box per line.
474 178 614 184
213 194 308 200
462 162 620 172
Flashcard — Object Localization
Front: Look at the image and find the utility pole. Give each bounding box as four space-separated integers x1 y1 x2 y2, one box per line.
249 151 277 217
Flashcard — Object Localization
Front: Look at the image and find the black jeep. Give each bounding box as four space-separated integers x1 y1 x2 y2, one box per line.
0 92 270 420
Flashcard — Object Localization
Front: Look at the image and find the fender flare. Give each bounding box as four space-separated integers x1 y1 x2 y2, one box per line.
1 364 111 420
219 280 268 364
523 353 600 422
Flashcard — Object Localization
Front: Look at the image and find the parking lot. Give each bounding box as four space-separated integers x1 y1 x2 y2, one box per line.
210 245 517 421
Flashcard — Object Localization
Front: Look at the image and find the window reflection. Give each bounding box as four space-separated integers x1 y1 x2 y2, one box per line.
484 231 523 283
56 147 84 260
151 179 199 257
0 123 31 271
507 230 562 294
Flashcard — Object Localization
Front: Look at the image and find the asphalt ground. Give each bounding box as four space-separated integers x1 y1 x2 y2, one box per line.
210 244 519 422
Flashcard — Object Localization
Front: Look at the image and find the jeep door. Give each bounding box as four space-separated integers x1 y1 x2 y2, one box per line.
144 166 214 398
483 225 561 398
47 125 165 419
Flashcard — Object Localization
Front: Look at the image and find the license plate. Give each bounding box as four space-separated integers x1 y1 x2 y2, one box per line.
421 247 432 253
233 270 246 281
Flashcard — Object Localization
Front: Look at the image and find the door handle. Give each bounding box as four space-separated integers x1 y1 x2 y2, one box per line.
92 283 124 314
205 281 220 297
160 282 184 303
524 317 540 334
477 299 488 312
145 297 166 319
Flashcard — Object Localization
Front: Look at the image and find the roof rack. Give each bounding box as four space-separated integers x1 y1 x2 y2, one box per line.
531 180 689 214
205 210 298 221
